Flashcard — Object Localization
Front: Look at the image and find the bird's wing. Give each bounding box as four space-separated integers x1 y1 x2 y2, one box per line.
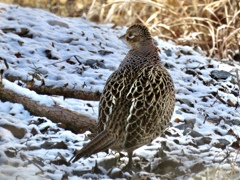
97 70 129 133
124 64 175 149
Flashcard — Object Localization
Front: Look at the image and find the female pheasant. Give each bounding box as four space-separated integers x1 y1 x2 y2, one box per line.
69 24 175 169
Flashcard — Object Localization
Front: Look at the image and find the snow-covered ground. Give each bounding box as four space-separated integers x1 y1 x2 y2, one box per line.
0 3 240 180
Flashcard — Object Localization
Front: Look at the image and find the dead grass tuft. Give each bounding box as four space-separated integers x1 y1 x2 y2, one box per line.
2 0 240 60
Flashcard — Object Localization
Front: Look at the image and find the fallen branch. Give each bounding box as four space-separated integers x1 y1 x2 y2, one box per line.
5 73 101 101
0 79 97 133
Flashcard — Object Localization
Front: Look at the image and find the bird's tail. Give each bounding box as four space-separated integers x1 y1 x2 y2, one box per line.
69 130 116 163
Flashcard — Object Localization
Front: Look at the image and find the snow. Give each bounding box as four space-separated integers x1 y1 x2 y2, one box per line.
3 79 55 106
0 2 240 179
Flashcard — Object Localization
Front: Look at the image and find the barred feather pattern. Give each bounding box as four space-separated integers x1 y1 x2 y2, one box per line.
70 24 175 164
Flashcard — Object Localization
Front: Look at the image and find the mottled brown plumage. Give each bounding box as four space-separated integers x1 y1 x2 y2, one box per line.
69 24 175 168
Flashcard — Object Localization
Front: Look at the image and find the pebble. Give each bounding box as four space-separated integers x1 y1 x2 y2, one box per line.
195 136 212 146
183 128 203 137
214 139 231 149
107 168 124 179
1 124 26 139
85 59 106 69
210 70 231 80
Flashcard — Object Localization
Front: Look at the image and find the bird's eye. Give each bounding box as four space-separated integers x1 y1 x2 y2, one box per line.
128 33 135 39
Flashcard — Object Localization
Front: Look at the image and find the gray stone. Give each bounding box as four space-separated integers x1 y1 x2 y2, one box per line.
107 168 123 179
175 123 192 131
210 70 231 80
47 20 69 28
98 155 118 170
85 59 106 69
174 119 195 131
1 124 27 139
183 128 203 137
190 162 205 173
177 98 194 107
163 62 175 69
185 118 196 126
98 50 114 56
214 139 230 149
195 136 212 146
151 157 184 175
164 49 172 57
225 119 240 126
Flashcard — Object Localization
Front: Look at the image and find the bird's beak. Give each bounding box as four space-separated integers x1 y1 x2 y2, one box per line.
119 34 125 40
119 34 129 47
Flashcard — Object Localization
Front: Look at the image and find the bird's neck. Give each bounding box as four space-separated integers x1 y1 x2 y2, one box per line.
119 41 161 76
130 40 159 56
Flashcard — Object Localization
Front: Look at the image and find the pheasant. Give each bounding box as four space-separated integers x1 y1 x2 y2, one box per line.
69 24 175 169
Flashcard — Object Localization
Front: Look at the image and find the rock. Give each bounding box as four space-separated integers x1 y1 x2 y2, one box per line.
190 162 205 173
61 173 69 180
174 120 194 131
195 136 212 146
185 69 198 76
231 139 240 149
40 141 68 149
177 98 194 107
151 157 184 175
1 27 30 37
4 149 16 158
85 59 106 69
185 118 196 127
183 128 203 137
180 108 193 114
47 20 69 28
180 49 193 55
175 110 183 114
72 169 91 176
30 127 39 136
1 124 27 139
51 158 69 166
210 70 231 80
98 50 114 56
163 62 175 69
98 155 118 170
174 123 191 131
225 119 240 126
213 139 230 149
107 168 124 179
231 90 239 97
164 49 172 56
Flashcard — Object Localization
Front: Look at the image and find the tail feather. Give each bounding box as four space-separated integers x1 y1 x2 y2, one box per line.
69 131 115 163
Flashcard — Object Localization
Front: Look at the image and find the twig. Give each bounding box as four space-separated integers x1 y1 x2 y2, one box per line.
20 153 44 172
0 69 3 84
235 69 240 109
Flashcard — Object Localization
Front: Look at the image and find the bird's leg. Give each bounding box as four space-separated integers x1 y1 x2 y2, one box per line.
122 151 133 171
127 151 133 169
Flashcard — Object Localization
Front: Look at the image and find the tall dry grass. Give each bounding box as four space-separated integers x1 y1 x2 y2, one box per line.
87 0 240 60
1 0 240 60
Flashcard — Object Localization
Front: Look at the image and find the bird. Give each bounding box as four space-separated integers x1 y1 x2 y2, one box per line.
69 24 175 169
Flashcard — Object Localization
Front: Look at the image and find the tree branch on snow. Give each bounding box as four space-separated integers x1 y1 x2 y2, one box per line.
0 79 97 133
4 73 101 101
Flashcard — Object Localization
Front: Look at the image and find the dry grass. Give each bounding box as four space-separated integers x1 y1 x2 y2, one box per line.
89 0 240 60
193 149 240 180
193 165 240 180
1 0 240 59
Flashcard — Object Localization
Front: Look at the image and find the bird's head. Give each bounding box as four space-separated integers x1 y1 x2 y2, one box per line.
121 24 153 49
